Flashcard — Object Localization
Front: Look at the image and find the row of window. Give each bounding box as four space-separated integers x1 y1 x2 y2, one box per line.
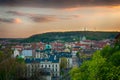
27 64 59 69
26 72 59 77
27 68 58 72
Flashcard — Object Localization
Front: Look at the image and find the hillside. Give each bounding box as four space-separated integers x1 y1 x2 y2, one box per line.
21 31 119 43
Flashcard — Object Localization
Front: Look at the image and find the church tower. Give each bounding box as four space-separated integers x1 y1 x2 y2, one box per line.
44 43 52 54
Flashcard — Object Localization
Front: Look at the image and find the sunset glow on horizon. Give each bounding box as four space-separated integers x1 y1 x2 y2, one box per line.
0 0 120 38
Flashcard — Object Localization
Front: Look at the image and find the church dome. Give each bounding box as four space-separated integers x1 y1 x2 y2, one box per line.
45 44 52 50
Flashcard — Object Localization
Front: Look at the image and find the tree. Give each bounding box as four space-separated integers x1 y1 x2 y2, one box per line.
60 57 67 70
76 52 80 58
0 49 26 80
30 68 47 80
60 57 68 75
70 44 120 80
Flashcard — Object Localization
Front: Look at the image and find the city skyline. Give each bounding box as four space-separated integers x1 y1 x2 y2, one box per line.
0 0 120 38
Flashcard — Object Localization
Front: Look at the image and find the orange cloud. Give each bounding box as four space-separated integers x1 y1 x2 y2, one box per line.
63 7 80 11
13 18 22 24
107 5 120 9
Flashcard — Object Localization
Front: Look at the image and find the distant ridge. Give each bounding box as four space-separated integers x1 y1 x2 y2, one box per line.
20 31 119 43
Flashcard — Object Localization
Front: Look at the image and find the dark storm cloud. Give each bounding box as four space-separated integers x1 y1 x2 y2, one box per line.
7 10 59 22
30 16 58 22
0 18 14 23
7 11 56 17
6 10 79 22
7 11 27 16
0 17 21 23
7 11 36 16
0 0 120 8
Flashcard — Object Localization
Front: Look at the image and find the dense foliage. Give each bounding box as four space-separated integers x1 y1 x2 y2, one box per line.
21 31 119 43
60 57 67 70
70 44 120 80
0 49 26 80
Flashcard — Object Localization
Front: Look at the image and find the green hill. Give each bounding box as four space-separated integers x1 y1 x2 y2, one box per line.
21 31 119 43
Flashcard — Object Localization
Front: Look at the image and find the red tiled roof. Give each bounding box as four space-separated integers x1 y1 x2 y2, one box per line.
72 48 79 51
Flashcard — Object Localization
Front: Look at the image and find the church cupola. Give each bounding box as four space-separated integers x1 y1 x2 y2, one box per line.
44 43 52 54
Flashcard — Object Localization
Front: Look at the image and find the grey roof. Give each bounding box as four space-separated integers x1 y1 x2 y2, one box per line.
36 49 72 57
55 52 72 58
25 52 72 64
36 49 52 53
25 54 59 63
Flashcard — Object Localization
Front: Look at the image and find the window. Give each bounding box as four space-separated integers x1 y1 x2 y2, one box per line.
46 65 47 68
31 69 33 71
35 65 37 68
27 65 30 68
32 64 33 68
54 73 57 77
52 64 54 67
41 65 43 68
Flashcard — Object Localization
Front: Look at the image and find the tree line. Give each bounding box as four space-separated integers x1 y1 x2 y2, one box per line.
70 40 120 80
21 31 118 43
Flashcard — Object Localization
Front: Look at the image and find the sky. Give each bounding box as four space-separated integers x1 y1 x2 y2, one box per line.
0 0 120 38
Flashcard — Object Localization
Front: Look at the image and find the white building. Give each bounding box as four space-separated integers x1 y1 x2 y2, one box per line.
25 44 72 79
25 50 72 79
13 49 20 57
21 50 33 58
25 57 60 78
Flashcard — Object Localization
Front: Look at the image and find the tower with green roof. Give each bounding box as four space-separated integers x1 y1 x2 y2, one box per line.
44 43 52 54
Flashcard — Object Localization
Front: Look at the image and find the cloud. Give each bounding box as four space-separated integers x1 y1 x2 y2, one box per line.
0 18 13 23
0 18 22 24
7 10 81 22
63 7 81 11
13 18 22 24
108 5 120 8
7 11 59 22
30 16 58 23
7 11 36 16
1 0 120 8
7 11 26 16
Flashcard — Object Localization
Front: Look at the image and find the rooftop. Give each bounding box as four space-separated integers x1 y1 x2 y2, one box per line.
25 52 72 64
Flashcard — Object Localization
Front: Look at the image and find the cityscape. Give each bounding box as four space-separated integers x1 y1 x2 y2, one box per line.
0 0 120 80
0 33 120 80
